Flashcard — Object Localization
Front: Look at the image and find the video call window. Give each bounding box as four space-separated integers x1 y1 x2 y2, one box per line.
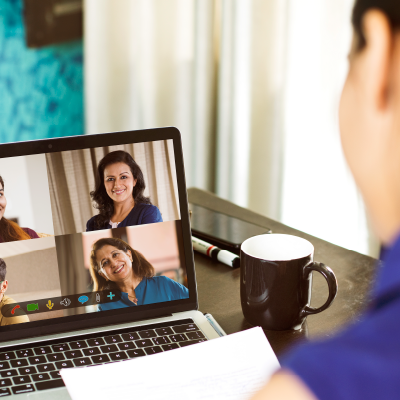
46 140 180 236
0 154 54 243
0 138 188 331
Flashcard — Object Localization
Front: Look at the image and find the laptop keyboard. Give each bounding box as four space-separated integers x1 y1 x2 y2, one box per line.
0 318 207 396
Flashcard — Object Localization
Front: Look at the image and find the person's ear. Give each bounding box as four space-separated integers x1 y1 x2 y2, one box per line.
132 178 137 188
126 249 133 262
1 280 8 293
360 10 393 111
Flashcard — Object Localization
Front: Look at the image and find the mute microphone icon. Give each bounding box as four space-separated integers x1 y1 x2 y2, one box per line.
46 300 54 310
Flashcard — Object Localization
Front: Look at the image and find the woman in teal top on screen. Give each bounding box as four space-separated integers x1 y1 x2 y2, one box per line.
89 237 189 310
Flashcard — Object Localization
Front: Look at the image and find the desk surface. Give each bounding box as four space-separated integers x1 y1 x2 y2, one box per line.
188 188 378 360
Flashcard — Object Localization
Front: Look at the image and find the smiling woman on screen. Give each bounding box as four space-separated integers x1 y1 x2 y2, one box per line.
251 0 400 400
0 176 39 243
89 237 189 310
86 151 163 232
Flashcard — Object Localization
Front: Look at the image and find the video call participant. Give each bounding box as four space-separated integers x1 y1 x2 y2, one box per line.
89 237 189 310
252 1 400 399
0 258 30 326
86 151 163 231
0 176 39 243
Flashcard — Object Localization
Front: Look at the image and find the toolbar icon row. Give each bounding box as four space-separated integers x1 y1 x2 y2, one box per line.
1 290 120 318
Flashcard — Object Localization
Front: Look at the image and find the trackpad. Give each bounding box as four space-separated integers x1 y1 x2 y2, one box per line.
28 388 70 399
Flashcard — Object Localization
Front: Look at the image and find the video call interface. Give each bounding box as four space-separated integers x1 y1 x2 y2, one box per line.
0 139 189 331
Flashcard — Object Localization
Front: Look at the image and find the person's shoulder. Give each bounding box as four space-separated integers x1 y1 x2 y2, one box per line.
150 276 187 291
0 296 30 325
139 203 163 221
135 203 159 212
128 203 162 224
87 215 97 224
22 227 39 239
149 275 171 284
87 215 95 224
144 276 172 288
1 295 16 306
86 215 100 231
282 302 400 400
147 275 173 284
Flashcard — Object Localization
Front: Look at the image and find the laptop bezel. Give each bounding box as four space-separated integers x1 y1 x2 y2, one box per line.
0 127 198 342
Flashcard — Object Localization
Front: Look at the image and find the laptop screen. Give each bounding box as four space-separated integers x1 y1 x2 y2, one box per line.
0 129 196 340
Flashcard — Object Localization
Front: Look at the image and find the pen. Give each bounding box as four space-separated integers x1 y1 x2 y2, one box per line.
204 313 227 337
192 236 240 269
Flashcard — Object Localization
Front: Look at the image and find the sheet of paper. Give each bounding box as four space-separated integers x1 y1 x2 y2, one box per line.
61 327 280 400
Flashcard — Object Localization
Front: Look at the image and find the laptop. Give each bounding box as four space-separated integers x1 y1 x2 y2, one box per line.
0 127 223 399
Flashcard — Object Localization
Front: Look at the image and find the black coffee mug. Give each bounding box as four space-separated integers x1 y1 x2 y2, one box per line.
240 234 338 330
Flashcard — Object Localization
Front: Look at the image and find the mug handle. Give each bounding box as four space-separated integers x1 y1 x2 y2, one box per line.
300 262 338 317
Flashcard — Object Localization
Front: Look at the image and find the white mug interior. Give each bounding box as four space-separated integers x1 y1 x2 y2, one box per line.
241 234 314 261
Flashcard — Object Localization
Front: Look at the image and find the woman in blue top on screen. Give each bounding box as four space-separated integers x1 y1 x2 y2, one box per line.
86 151 162 231
89 237 189 310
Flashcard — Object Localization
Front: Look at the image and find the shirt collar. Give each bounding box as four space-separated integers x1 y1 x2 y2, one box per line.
372 232 400 301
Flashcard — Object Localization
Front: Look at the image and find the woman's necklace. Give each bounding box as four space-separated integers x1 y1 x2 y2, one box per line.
127 292 138 305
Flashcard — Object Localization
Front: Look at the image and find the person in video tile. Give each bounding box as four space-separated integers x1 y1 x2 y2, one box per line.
0 258 29 326
0 176 39 243
86 151 163 231
89 237 189 310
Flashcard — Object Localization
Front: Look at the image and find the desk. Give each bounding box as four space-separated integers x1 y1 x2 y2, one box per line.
188 188 378 361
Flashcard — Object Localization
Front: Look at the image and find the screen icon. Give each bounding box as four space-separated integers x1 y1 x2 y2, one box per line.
46 300 54 310
27 303 39 312
60 298 71 307
11 305 20 315
96 293 100 303
78 295 89 304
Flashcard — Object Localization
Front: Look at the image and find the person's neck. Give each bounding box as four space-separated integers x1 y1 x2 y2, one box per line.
364 174 400 247
117 274 141 297
112 199 135 222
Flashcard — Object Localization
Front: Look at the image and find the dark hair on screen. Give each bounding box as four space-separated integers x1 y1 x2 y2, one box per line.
0 258 6 281
90 151 151 229
352 0 400 50
0 176 31 242
89 237 154 292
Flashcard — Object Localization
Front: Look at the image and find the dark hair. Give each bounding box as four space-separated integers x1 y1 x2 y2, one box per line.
89 237 155 292
0 258 6 281
352 0 400 50
90 151 151 229
0 176 31 242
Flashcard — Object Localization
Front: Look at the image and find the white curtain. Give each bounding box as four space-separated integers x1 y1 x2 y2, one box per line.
84 0 379 256
85 0 217 191
280 0 379 256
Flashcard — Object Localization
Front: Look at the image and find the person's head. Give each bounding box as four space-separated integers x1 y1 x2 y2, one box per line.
90 151 151 228
89 237 154 291
339 0 400 245
0 176 7 221
0 258 9 302
0 176 30 242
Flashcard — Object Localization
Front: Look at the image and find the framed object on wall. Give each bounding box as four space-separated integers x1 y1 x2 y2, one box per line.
24 0 83 48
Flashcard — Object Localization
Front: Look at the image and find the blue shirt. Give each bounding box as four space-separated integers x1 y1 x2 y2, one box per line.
98 276 189 311
86 203 163 231
283 232 400 400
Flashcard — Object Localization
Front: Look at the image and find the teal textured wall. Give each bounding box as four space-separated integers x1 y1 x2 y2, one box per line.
0 0 84 143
